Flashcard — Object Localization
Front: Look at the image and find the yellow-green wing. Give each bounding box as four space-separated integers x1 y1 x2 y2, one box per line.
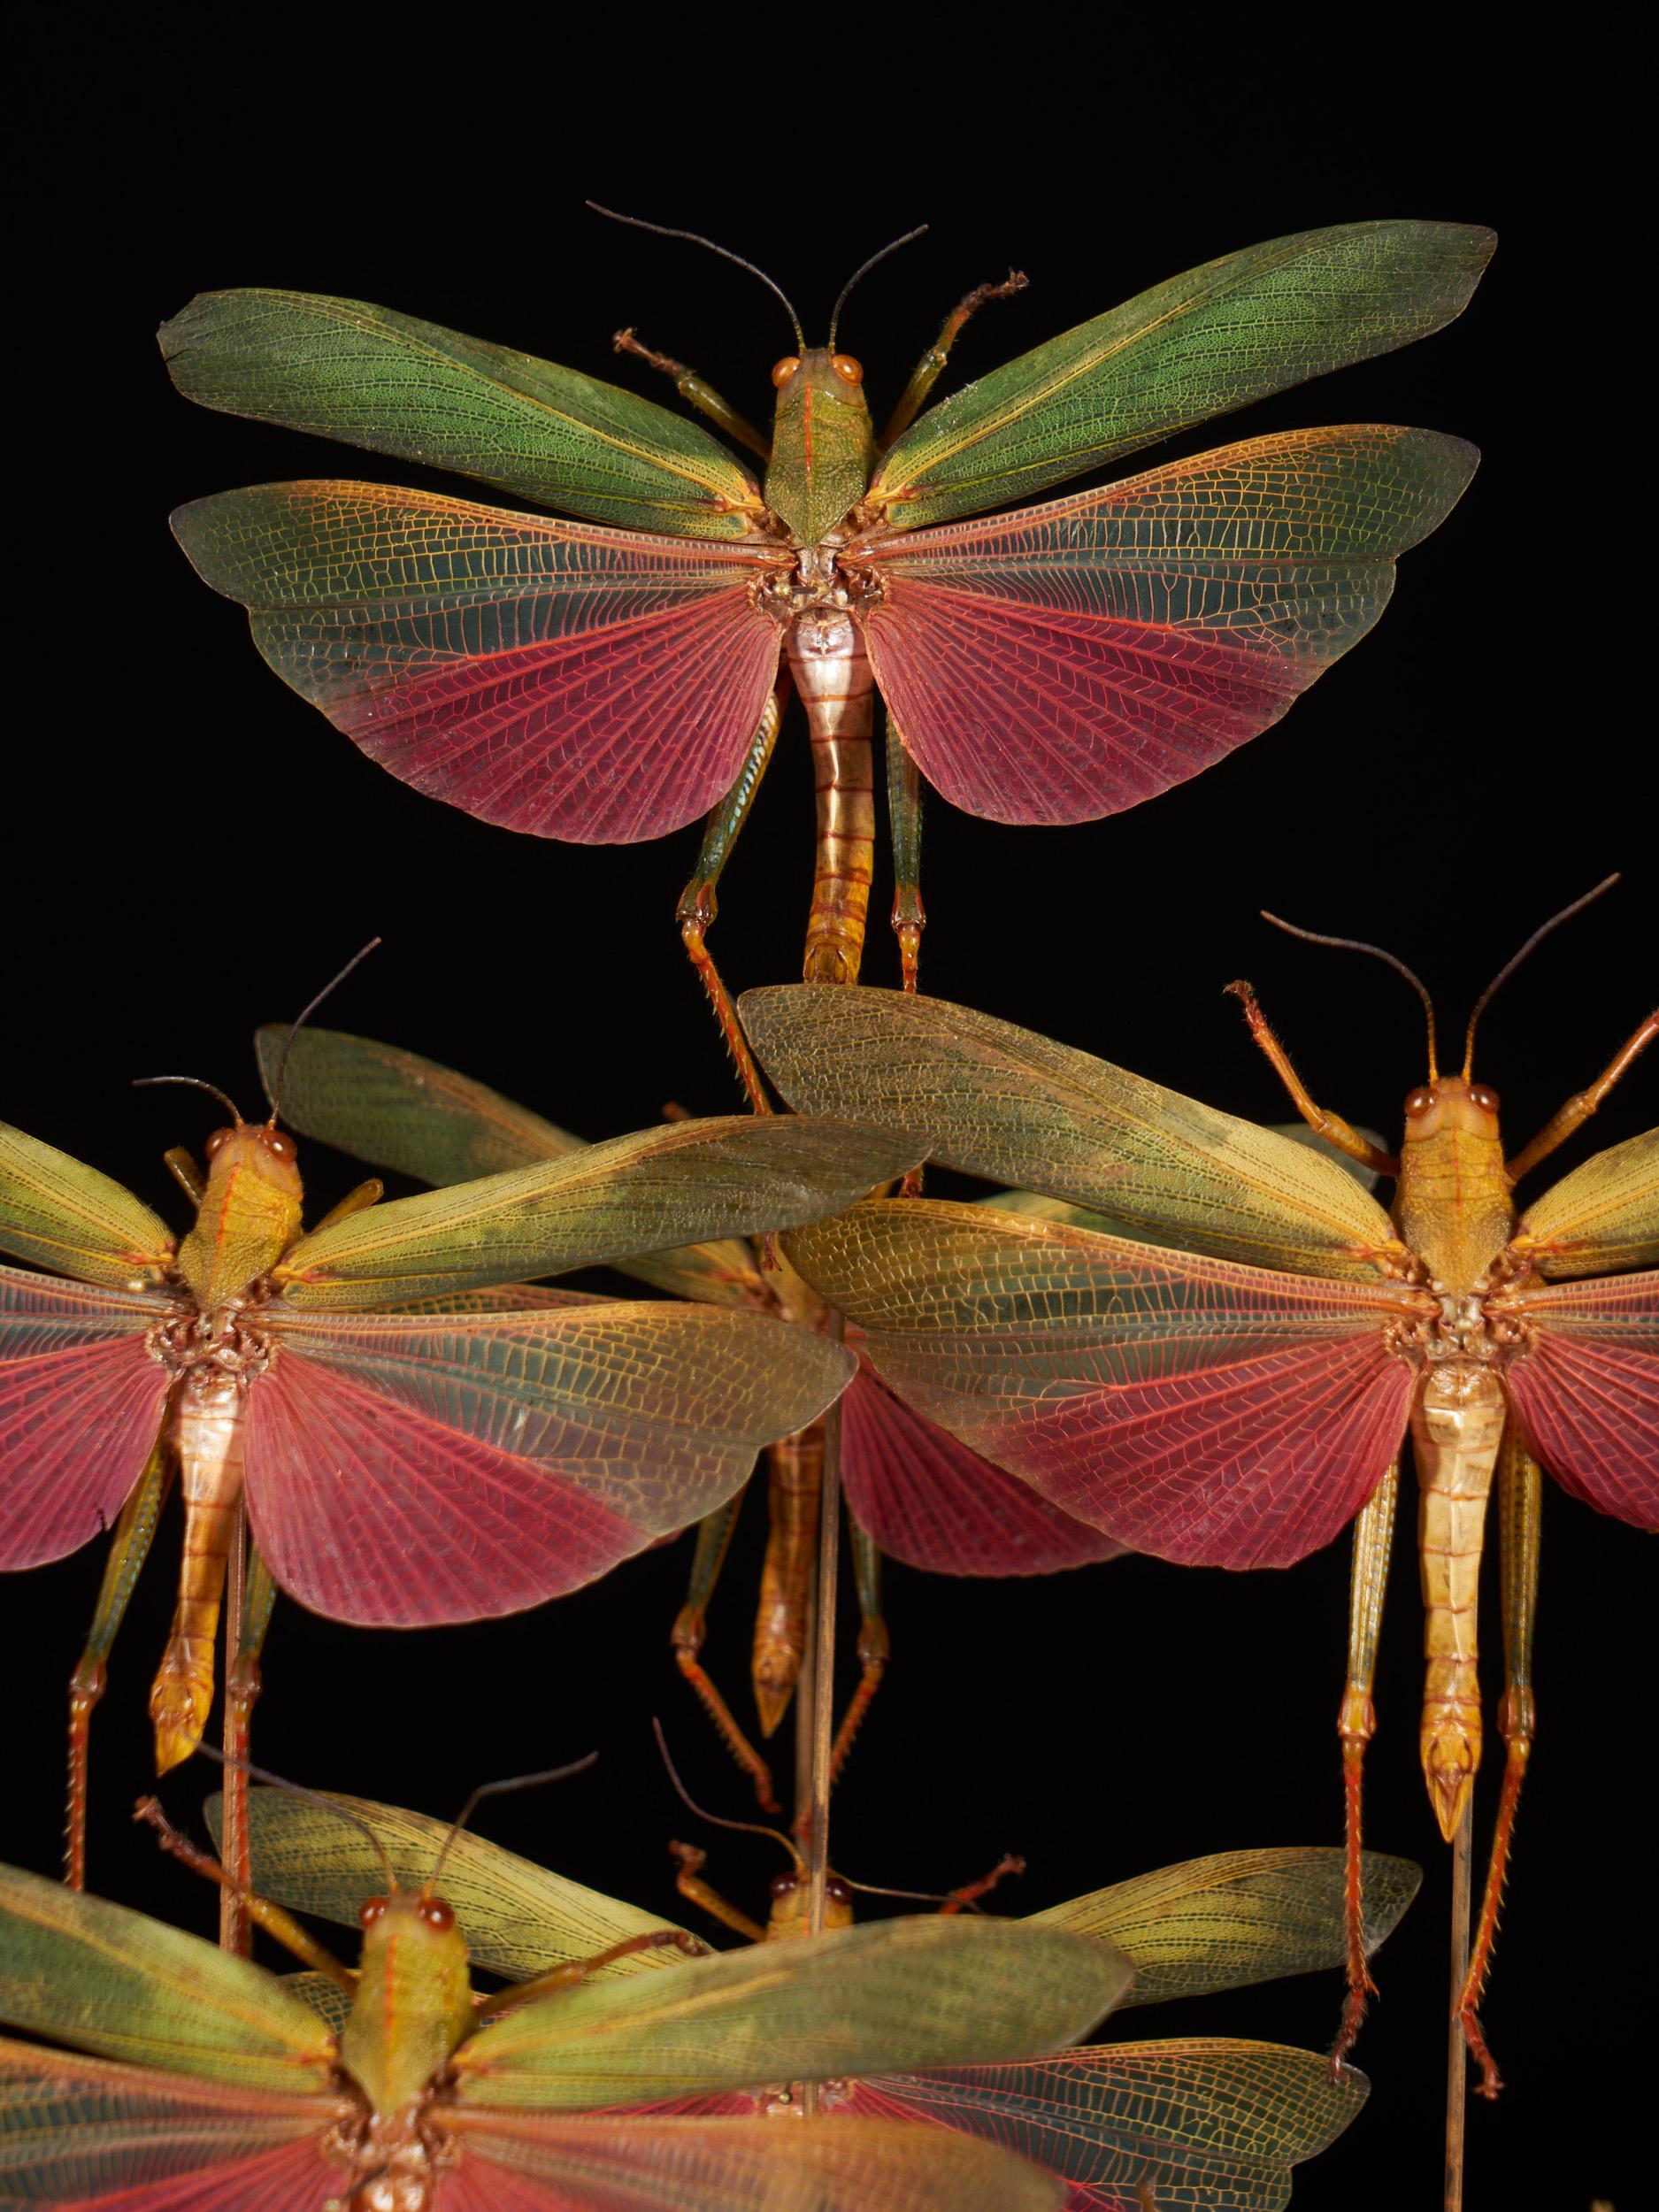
210 1790 696 1981
159 288 762 539
0 1863 334 2092
255 1024 759 1307
276 1113 923 1308
872 219 1494 529
1030 1847 1419 2007
454 1917 1127 2108
741 988 1396 1280
442 2111 1066 2211
0 1124 175 1287
1517 1126 1659 1277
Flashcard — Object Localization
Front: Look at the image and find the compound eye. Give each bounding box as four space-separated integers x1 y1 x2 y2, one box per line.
1471 1084 1501 1112
1404 1087 1435 1118
826 1875 853 1905
265 1132 293 1159
771 356 800 388
359 1895 388 1928
830 353 864 385
204 1128 233 1157
770 1871 798 1900
419 1898 455 1932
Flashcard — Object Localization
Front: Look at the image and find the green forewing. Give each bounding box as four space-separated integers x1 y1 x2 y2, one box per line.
0 1124 175 1286
454 1916 1127 2108
1519 1125 1659 1277
210 1790 697 1980
740 987 1396 1279
159 288 762 538
872 219 1494 528
255 1025 758 1306
276 1113 924 1306
1029 1847 1420 2008
0 1863 335 2093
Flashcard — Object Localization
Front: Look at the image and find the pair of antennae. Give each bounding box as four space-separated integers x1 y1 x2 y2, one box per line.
191 1740 598 1896
1262 875 1620 1081
587 203 927 351
132 937 381 1130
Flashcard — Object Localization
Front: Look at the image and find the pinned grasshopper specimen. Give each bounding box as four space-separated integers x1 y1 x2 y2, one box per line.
739 902 1655 2093
0 1027 922 1890
0 1782 1123 2212
224 1786 1421 2210
161 218 1489 1094
251 1020 1119 1812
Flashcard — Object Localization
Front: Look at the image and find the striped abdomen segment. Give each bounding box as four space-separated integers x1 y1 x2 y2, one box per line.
789 609 874 986
1411 1362 1506 1840
150 1368 247 1773
751 1421 826 1737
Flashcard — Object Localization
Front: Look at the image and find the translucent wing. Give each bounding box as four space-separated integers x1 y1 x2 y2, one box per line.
872 219 1494 528
0 1122 174 1286
210 1788 697 1980
253 1024 759 1307
0 1865 335 2092
740 988 1396 1281
454 1917 1127 2108
0 1269 172 1568
275 1113 923 1309
787 1202 1425 1568
244 1302 855 1624
1516 1125 1658 1277
159 288 763 538
1029 1847 1420 2006
845 2039 1368 2212
0 2038 343 2210
858 426 1474 824
841 1363 1124 1576
172 482 786 844
438 2112 1065 2212
1497 1272 1659 1528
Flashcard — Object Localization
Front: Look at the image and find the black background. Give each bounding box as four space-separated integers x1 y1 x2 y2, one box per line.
7 43 1649 2209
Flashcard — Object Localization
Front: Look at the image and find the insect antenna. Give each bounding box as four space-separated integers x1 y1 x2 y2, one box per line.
1262 910 1440 1081
828 226 930 347
426 1753 599 1893
263 937 382 1124
652 1717 803 1870
587 203 805 351
1461 873 1621 1079
132 1074 246 1124
192 1741 397 1893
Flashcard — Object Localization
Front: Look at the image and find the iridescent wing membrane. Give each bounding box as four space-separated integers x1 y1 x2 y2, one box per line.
741 987 1659 1559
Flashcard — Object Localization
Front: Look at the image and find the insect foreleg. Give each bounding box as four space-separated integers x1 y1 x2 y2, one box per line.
1225 981 1401 1177
133 1793 357 1987
672 1494 780 1812
880 270 1030 446
669 1840 768 1944
1503 1007 1657 1185
1332 1460 1398 2064
679 683 787 1113
612 327 772 459
65 1441 172 1889
1456 1431 1542 2099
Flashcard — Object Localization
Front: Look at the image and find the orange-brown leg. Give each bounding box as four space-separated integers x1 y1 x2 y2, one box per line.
1504 1008 1656 1184
1455 1432 1542 2097
1225 981 1401 1179
219 1522 279 1955
886 715 926 995
939 1853 1025 1916
880 272 1030 447
133 1795 354 1986
669 1841 769 1944
672 1494 780 1812
611 328 771 459
678 684 787 1114
66 1442 170 1889
1333 1461 1399 2066
489 1926 710 2012
827 1521 889 1786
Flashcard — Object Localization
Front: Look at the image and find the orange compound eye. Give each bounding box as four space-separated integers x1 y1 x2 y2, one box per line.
831 354 864 385
1471 1085 1501 1112
263 1132 293 1158
1404 1087 1436 1118
359 1896 388 1927
826 1876 853 1905
418 1898 455 1931
771 356 800 388
770 1871 799 1900
204 1128 233 1157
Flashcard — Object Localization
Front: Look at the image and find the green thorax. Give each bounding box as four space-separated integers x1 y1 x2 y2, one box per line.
339 1894 476 2116
175 1125 303 1307
764 349 876 545
1390 1080 1515 1294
